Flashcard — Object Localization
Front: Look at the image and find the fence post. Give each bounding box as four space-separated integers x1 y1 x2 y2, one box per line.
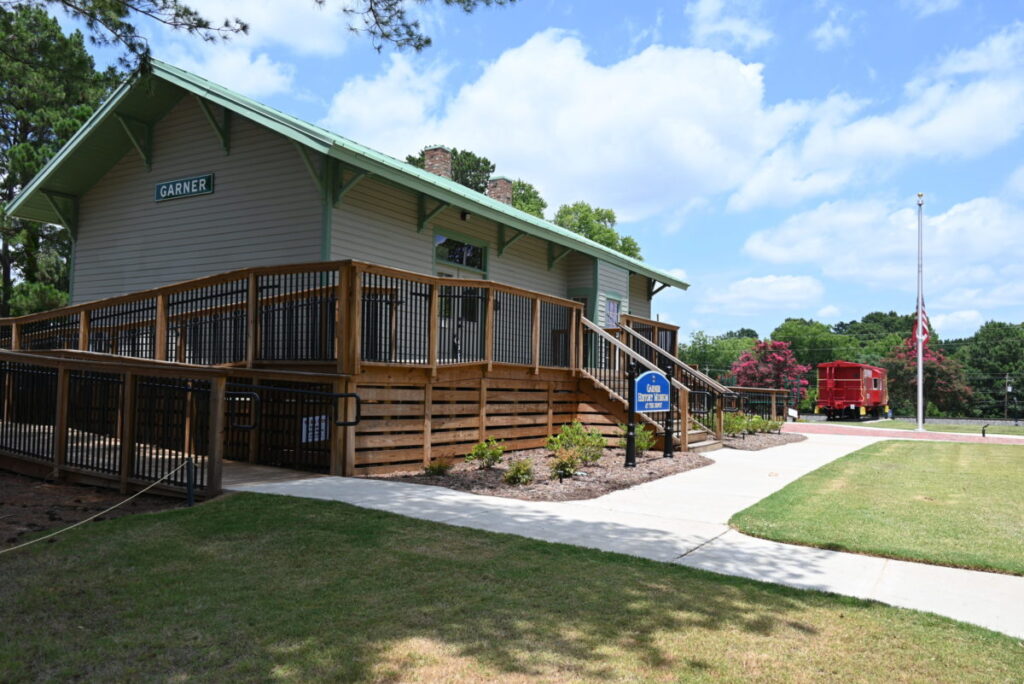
78 311 90 351
246 273 258 367
119 372 136 494
350 265 363 376
11 323 20 351
531 297 540 375
330 377 347 476
207 375 226 494
428 282 439 378
680 387 690 452
53 367 70 479
484 288 494 372
715 394 725 441
568 306 578 373
336 265 348 374
155 294 169 361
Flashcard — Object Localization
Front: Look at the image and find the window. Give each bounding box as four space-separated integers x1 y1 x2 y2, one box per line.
435 233 485 273
872 378 880 390
605 298 621 326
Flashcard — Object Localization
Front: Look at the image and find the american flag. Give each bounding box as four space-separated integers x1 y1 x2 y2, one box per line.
916 300 929 346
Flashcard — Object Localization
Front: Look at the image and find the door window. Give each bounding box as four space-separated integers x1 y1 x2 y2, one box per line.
605 298 621 326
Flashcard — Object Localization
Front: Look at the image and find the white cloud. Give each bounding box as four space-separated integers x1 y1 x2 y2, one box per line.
1005 164 1024 196
162 45 295 98
321 30 806 221
698 275 823 314
743 197 1024 305
731 23 1024 210
810 12 851 51
665 267 689 282
930 310 984 338
685 0 773 51
902 0 961 18
817 304 841 319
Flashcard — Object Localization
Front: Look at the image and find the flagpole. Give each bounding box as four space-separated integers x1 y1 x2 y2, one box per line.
916 193 925 432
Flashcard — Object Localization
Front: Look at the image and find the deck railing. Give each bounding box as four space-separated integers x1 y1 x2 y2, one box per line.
725 386 792 421
580 317 690 450
0 349 361 493
617 320 732 440
0 261 584 377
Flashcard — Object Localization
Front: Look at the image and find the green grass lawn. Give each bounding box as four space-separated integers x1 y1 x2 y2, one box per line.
732 440 1024 575
870 419 1024 436
2 493 1022 682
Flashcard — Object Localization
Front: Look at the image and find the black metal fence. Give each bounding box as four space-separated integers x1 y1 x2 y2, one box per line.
259 269 338 361
0 363 58 460
89 298 157 358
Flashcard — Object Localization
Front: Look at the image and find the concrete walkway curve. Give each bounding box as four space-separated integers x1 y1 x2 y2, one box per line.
225 432 1024 640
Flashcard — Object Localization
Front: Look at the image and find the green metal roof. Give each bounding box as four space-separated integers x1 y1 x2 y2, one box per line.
8 59 689 291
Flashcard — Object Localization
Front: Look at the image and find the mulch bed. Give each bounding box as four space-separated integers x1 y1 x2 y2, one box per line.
722 432 807 451
1 469 182 546
372 447 714 501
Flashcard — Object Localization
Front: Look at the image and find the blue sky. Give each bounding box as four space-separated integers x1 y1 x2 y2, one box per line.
75 0 1024 340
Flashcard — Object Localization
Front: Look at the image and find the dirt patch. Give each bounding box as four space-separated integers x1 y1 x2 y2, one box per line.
722 432 807 451
1 469 182 546
371 447 714 501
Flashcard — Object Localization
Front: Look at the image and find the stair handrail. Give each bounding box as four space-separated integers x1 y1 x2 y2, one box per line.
580 317 690 396
617 324 734 396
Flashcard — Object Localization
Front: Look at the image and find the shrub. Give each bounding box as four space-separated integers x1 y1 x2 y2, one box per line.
723 413 748 436
547 421 606 464
424 458 454 476
616 423 656 452
465 437 504 469
549 449 580 482
766 420 783 433
747 415 768 433
503 458 534 485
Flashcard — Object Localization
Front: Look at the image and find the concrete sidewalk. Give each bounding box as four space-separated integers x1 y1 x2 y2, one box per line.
225 433 1024 639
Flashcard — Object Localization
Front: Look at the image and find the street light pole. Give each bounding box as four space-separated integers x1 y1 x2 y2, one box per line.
916 193 925 432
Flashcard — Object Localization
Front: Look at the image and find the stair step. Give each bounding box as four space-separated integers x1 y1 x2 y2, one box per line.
686 439 723 454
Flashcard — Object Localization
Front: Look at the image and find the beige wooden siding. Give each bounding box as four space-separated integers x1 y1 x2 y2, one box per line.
629 273 651 318
74 93 321 303
331 176 570 298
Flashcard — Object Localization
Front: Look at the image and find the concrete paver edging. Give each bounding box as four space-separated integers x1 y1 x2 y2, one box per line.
226 432 1024 639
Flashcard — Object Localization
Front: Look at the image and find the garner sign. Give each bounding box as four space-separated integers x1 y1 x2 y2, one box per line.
155 173 214 202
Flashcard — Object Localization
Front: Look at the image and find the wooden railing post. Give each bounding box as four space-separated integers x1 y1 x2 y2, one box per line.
350 265 363 376
207 375 226 494
336 265 348 374
155 294 168 361
119 372 136 493
422 383 432 468
53 366 70 478
531 297 540 375
428 282 439 377
246 273 258 367
568 307 578 373
484 288 494 372
11 323 20 351
716 396 725 441
680 387 690 452
78 311 90 351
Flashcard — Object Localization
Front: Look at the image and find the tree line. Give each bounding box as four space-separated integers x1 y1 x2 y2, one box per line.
678 313 1024 419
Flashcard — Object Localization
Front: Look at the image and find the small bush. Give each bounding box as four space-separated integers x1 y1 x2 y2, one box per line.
616 423 656 452
547 421 606 464
549 449 580 482
723 413 748 437
424 458 454 476
465 437 504 469
503 458 534 485
766 420 783 433
748 416 768 433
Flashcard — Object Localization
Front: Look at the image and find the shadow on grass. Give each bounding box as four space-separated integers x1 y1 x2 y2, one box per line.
0 491 1010 681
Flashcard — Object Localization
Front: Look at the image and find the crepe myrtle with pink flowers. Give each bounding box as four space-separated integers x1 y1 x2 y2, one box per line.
731 341 811 398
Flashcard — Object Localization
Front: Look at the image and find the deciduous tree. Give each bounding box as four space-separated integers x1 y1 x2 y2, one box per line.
406 147 495 192
881 337 972 416
511 179 546 218
731 340 811 398
553 201 642 259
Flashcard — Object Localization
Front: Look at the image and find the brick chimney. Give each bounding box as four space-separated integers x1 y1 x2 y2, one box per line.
486 176 513 204
422 145 452 179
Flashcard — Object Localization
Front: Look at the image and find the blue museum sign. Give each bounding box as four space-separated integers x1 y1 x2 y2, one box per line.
634 370 671 412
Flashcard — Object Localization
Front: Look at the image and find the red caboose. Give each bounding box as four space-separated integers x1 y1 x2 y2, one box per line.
815 361 888 420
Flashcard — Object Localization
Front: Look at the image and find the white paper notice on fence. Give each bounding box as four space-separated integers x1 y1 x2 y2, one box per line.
788 408 799 419
302 415 330 443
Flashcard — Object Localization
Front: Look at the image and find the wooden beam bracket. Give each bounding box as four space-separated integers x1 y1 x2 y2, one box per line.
547 242 572 270
195 96 231 154
498 224 526 256
650 281 669 297
114 112 153 170
295 143 324 193
41 190 79 237
417 194 449 233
